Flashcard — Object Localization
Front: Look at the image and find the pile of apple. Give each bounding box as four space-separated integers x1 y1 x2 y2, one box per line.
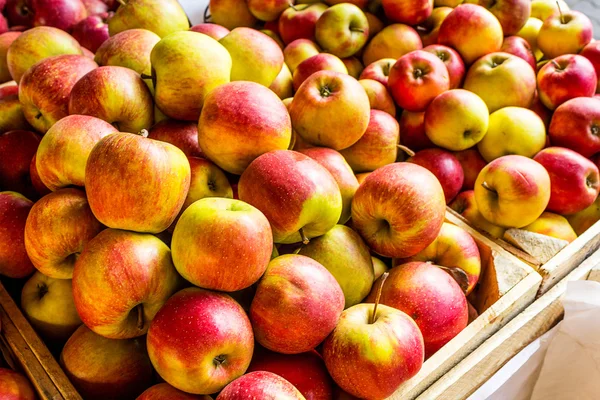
0 0 600 398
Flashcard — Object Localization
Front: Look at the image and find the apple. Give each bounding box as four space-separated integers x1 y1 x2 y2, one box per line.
537 54 596 110
24 188 103 279
292 53 348 91
531 0 569 21
0 130 40 199
21 271 82 342
261 29 285 49
465 0 530 35
61 325 154 400
0 32 20 83
399 110 434 151
474 155 551 228
501 36 536 71
450 190 506 238
138 383 211 400
438 4 503 65
424 89 490 151
198 81 291 174
147 119 202 158
534 147 600 215
0 369 36 400
372 256 389 280
352 162 446 257
190 23 230 40
220 27 284 87
382 0 433 25
340 109 399 172
355 172 370 184
517 17 544 60
420 45 463 91
6 26 83 83
463 52 536 113
537 10 593 59
342 56 364 78
238 150 342 243
522 211 577 242
549 97 600 158
270 63 294 99
177 157 233 215
283 38 321 73
71 13 111 53
0 191 34 278
210 0 258 30
454 148 487 191
147 287 254 394
279 3 328 44
408 148 465 203
217 371 305 399
0 88 31 133
29 154 51 197
315 3 369 59
529 92 552 131
19 54 97 134
81 0 108 14
4 0 32 27
567 195 600 235
477 107 546 162
358 79 396 116
359 58 395 87
365 11 384 38
290 70 370 151
417 6 452 46
369 261 468 357
251 254 344 353
108 0 188 37
581 41 600 93
325 0 367 7
27 0 87 32
362 24 422 67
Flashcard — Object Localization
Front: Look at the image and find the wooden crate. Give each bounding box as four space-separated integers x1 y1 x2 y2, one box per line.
388 212 542 399
0 281 81 400
420 248 600 400
447 208 600 296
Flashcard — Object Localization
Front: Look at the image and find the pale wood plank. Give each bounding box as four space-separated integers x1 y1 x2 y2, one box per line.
503 229 569 265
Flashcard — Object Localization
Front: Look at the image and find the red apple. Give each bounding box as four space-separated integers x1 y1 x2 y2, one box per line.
501 36 536 71
71 12 111 53
81 0 108 14
0 32 21 83
408 148 465 203
399 110 435 151
0 368 36 400
352 162 446 257
4 0 32 27
29 154 50 197
382 0 433 25
28 0 87 32
530 91 553 129
137 383 211 400
454 148 487 191
423 44 466 89
147 287 254 394
581 40 600 93
189 23 230 40
537 54 596 110
279 3 328 44
465 0 530 35
0 191 34 278
148 119 203 158
359 58 395 87
388 50 450 112
0 130 40 199
217 371 305 399
0 87 31 133
292 53 348 91
251 254 345 354
549 97 600 158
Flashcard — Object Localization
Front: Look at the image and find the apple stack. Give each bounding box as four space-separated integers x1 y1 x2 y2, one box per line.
0 0 599 398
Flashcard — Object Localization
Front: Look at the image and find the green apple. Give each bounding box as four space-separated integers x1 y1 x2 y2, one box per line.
95 29 161 78
315 3 369 58
108 0 189 38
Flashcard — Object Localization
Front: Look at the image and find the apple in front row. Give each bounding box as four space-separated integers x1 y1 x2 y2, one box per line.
217 371 305 399
0 368 36 400
138 383 212 400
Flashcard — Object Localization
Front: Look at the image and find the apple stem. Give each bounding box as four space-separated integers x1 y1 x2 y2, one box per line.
138 129 149 138
117 0 127 6
556 1 565 24
140 73 152 80
370 272 389 324
481 181 496 193
397 144 415 157
551 60 561 69
350 28 365 33
203 5 212 22
136 304 144 330
299 228 310 245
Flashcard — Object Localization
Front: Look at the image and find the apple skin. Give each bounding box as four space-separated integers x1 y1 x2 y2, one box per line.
352 162 446 258
29 154 51 197
72 13 111 53
388 50 450 113
418 6 452 46
147 119 202 158
81 0 109 14
198 81 291 174
108 0 188 38
61 325 154 400
220 28 284 87
382 0 433 25
0 32 21 83
24 188 103 279
298 147 359 224
423 44 465 89
537 54 596 110
538 10 593 59
322 302 424 399
359 79 396 116
171 197 272 291
21 271 82 342
19 54 97 134
438 4 503 65
424 89 490 151
283 39 321 73
147 287 254 394
372 256 389 280
549 97 600 158
292 53 348 91
399 110 434 151
477 107 546 162
137 383 211 400
178 157 233 213
0 191 34 278
251 254 345 354
290 70 370 151
475 155 551 228
581 41 600 93
464 0 530 35
85 132 190 234
340 109 399 172
28 0 87 32
531 0 569 21
568 195 600 235
408 148 465 203
0 369 36 400
463 52 536 113
217 371 305 400
362 24 422 67
4 0 32 27
342 57 364 79
359 58 395 87
36 115 117 191
501 36 536 71
279 3 328 45
450 190 506 238
210 0 258 30
190 23 230 40
6 26 83 84
0 88 31 133
523 211 577 242
0 130 40 199
368 261 468 358
534 147 600 215
454 148 487 191
315 3 369 59
396 222 481 294
270 63 293 99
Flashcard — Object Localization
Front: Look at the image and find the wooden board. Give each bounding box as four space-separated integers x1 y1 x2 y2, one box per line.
419 248 600 400
387 212 542 399
0 282 81 400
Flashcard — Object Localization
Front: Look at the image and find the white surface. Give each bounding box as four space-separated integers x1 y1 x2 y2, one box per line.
470 280 600 400
180 0 210 26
